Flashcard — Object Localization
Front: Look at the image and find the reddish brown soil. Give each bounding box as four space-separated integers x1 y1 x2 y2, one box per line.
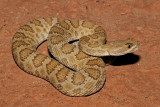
0 0 160 106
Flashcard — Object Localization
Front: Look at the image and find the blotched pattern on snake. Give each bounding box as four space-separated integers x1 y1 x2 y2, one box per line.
12 18 139 96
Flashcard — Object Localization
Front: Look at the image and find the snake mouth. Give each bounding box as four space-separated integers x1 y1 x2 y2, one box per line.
130 42 140 53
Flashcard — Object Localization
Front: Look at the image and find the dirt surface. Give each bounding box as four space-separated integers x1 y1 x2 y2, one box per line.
0 0 160 106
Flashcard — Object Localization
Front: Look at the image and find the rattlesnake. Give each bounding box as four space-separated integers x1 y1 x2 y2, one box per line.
12 18 139 97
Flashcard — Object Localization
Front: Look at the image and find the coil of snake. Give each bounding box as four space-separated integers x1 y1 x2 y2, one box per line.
12 18 139 97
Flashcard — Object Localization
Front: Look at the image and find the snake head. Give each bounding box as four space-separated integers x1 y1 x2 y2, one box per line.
107 38 140 56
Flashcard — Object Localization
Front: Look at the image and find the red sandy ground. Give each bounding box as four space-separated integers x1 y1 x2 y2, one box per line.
0 0 160 106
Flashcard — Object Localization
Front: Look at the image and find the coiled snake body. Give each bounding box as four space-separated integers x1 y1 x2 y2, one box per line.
12 18 139 96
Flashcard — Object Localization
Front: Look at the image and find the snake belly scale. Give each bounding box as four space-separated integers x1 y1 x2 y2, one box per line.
12 18 139 97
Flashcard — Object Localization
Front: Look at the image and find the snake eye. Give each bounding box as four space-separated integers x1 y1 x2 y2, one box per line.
125 43 133 48
128 44 131 48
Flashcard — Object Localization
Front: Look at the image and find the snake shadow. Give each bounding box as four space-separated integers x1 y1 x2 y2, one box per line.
102 53 140 66
48 48 140 66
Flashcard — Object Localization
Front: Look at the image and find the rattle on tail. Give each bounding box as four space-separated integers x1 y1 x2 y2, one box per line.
12 18 139 96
